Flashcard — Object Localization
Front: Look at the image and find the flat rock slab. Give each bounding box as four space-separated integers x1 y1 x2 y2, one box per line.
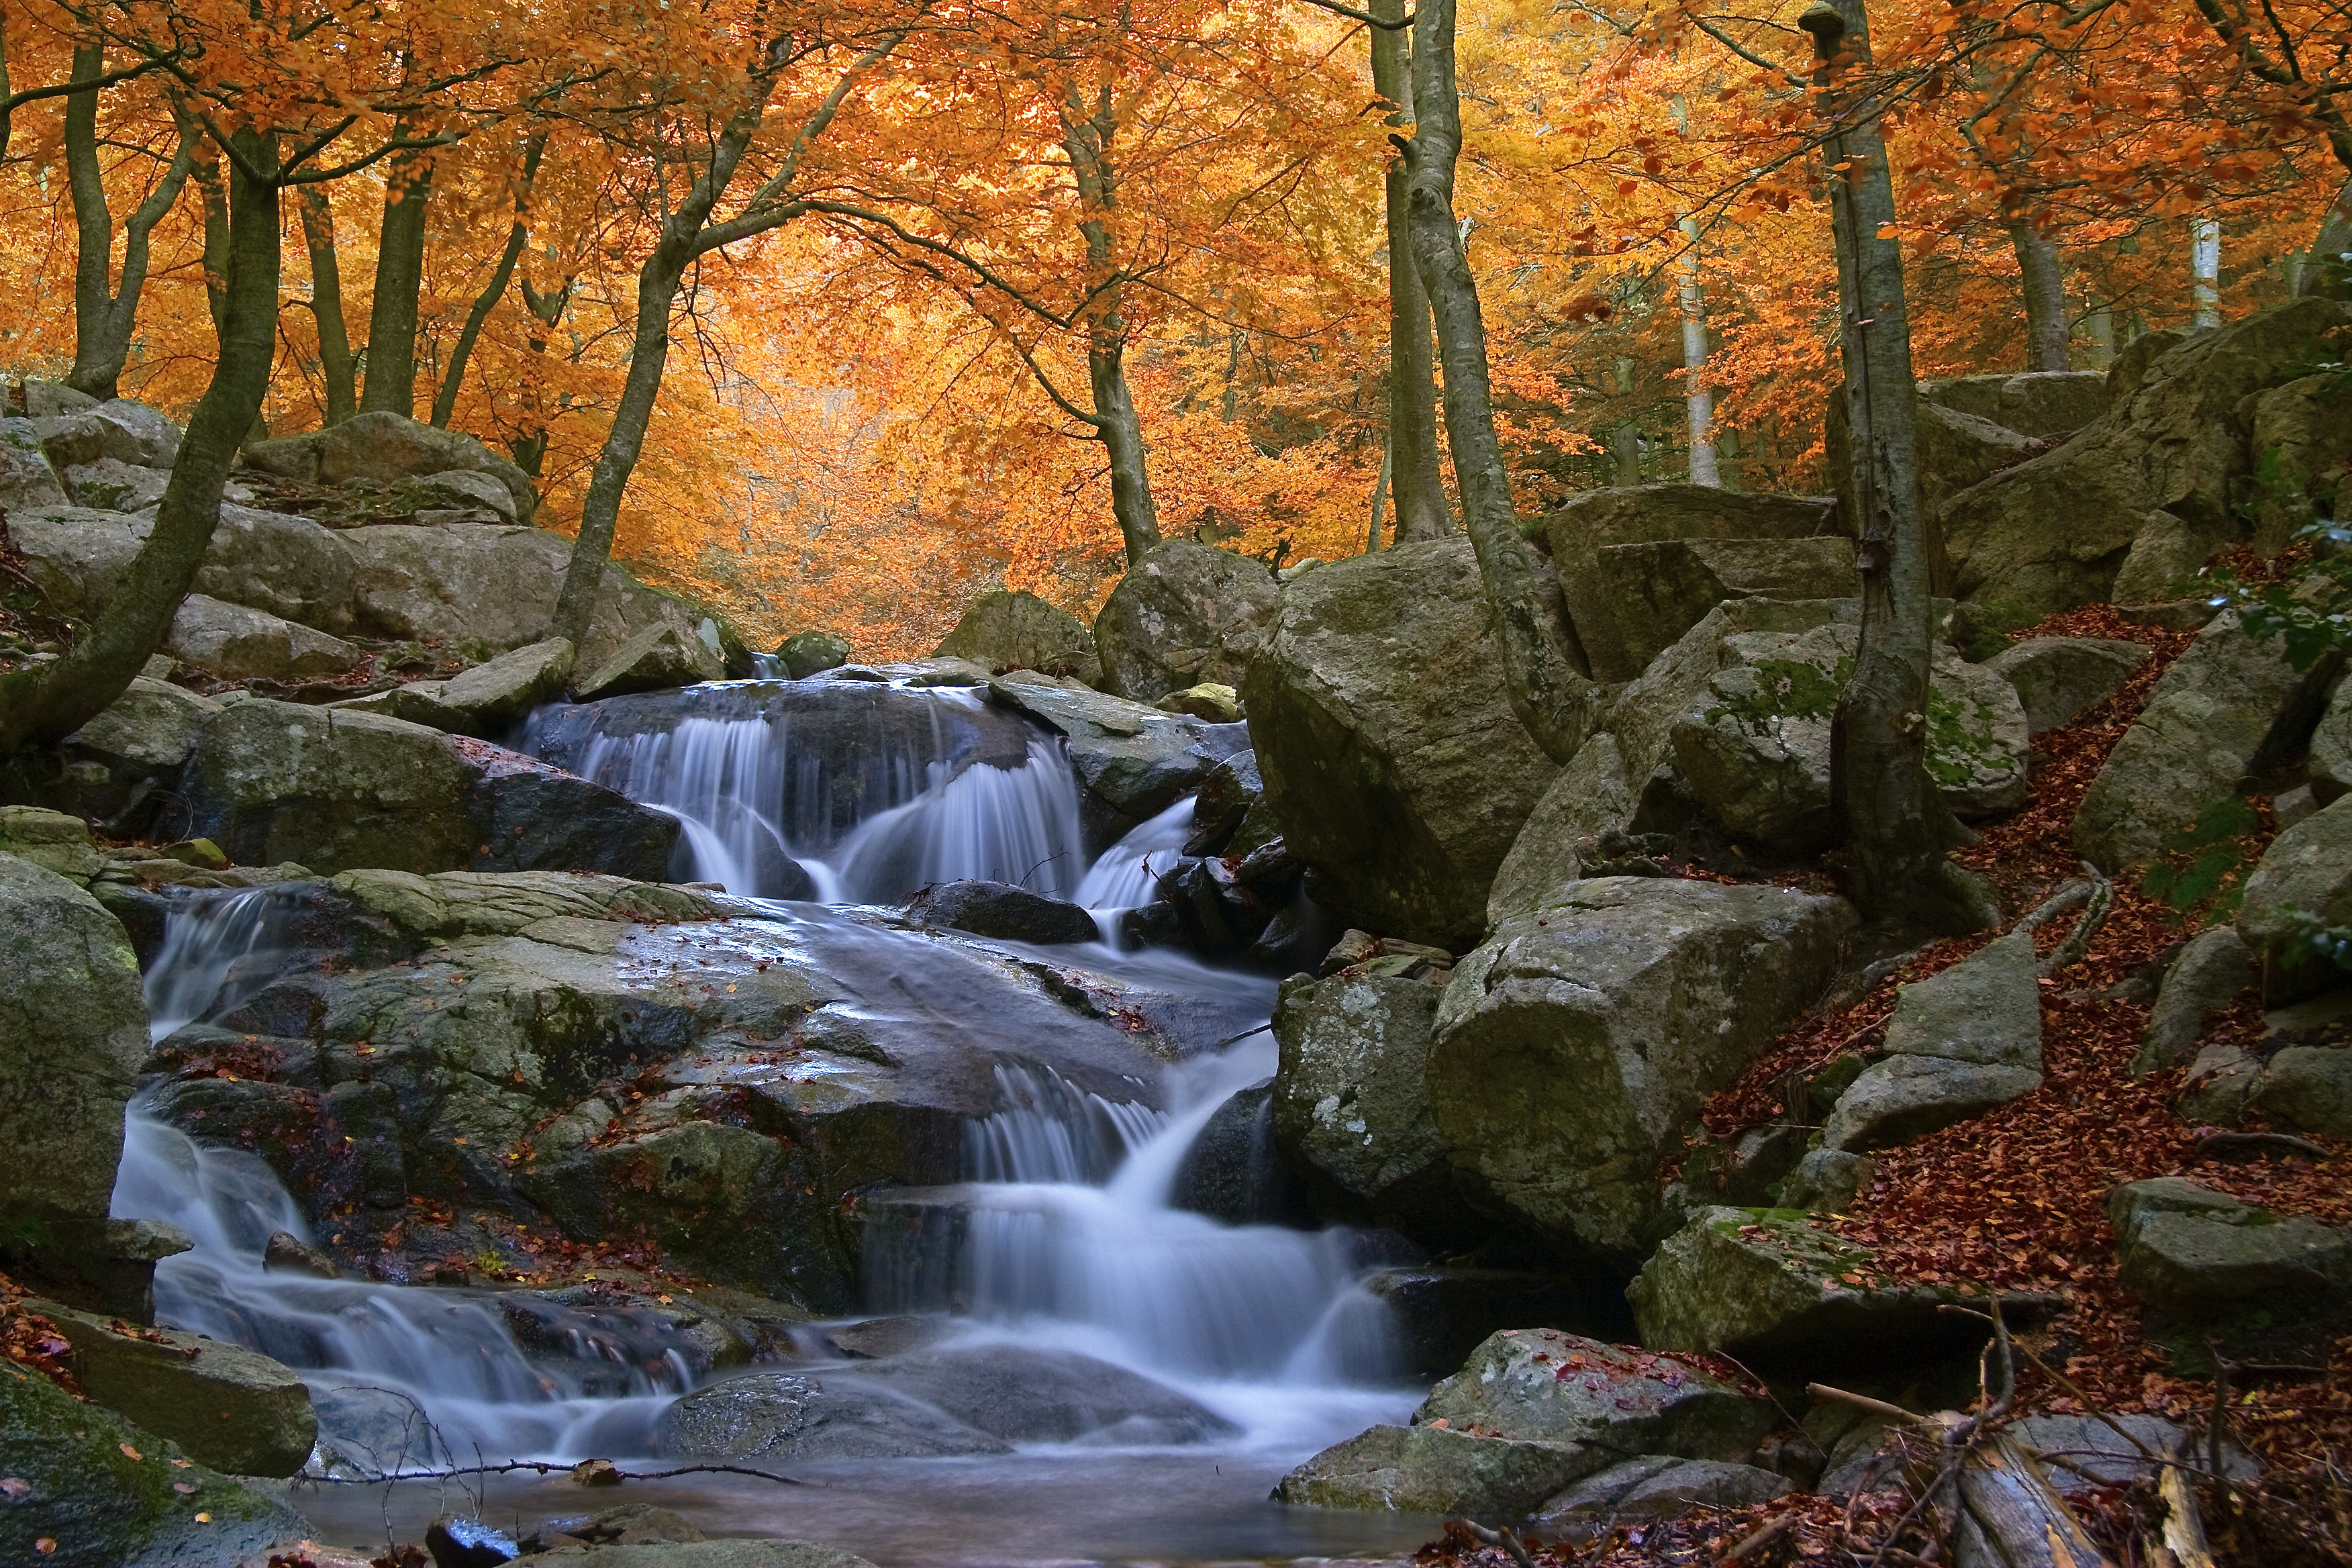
1824 1055 2043 1153
36 1300 315 1477
1534 1455 1790 1524
1273 1422 1591 1516
2109 1177 2352 1318
1982 636 2150 734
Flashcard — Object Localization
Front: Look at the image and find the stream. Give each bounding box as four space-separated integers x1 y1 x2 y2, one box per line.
109 672 1437 1565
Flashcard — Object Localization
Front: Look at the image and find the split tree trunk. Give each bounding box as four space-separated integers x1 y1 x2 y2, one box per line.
63 48 198 399
360 149 434 418
1404 0 1595 765
1804 0 1998 933
1062 93 1162 565
0 130 281 755
2008 219 2071 371
297 187 358 425
432 134 545 429
1371 0 1449 540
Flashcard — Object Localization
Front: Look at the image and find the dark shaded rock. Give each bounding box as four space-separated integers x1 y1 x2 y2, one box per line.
777 629 852 679
263 1230 340 1278
905 879 1099 945
1170 1081 1314 1227
985 674 1247 836
934 589 1096 679
848 1342 1238 1444
2135 926 2259 1075
1361 1269 1623 1381
1981 636 2150 732
1093 540 1282 701
1534 1455 1789 1526
428 1515 521 1568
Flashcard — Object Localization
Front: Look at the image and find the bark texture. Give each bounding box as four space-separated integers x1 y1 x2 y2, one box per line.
359 149 434 418
298 186 358 425
1404 0 1596 765
1372 0 1449 540
0 131 280 755
2008 219 2071 371
1062 89 1162 565
64 48 197 399
1806 0 1998 933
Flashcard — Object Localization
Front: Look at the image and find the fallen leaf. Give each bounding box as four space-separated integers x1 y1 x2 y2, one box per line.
119 1442 141 1461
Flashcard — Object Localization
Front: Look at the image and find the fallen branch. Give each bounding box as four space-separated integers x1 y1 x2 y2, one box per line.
2156 1450 2217 1568
1806 1381 1941 1431
2037 867 2113 977
1719 1512 1796 1561
1455 1519 1534 1568
2194 1130 2331 1163
303 1457 810 1488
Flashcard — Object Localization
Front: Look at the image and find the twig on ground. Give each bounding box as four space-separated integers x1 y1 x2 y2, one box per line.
2194 1130 2332 1162
2037 867 2113 977
1456 1520 1535 1568
1719 1511 1796 1561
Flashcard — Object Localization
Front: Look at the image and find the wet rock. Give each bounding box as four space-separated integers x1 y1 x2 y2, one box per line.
304 1378 450 1478
1598 536 1863 674
0 854 147 1223
1183 749 1264 856
777 629 852 679
2112 1178 2352 1321
512 1543 876 1567
1276 1328 1774 1514
1244 536 1566 949
164 593 366 682
1630 1208 2021 1367
1269 973 1452 1228
987 673 1246 832
1534 1456 1790 1526
934 589 1097 680
428 1514 521 1567
1981 636 2151 732
1170 1081 1312 1227
2075 609 2341 870
1094 540 1282 702
2135 926 2259 1075
181 699 679 879
1428 877 1853 1267
262 1230 341 1279
1942 299 2352 618
1671 620 2028 852
1543 486 1843 683
905 879 1099 945
579 624 726 699
824 1316 950 1360
655 1369 1011 1460
1360 1270 1620 1381
846 1342 1238 1444
0 1360 308 1567
518 1504 710 1555
34 1300 314 1476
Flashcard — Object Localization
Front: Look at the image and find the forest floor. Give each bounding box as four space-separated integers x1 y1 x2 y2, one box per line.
1424 604 2352 1565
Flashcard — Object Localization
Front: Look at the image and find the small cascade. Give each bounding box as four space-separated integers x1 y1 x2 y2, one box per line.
113 1110 685 1466
1074 796 1195 938
144 887 303 1042
965 1063 1167 1185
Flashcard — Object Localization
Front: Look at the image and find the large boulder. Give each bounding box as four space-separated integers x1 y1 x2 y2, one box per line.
1921 371 2110 437
2310 674 2352 802
36 1301 315 1477
1596 536 1862 673
577 623 725 699
905 879 1099 944
1427 877 1853 1266
1093 540 1282 701
180 699 679 879
775 629 851 679
243 409 536 523
985 673 1246 839
0 1361 309 1568
1940 298 2352 619
1670 620 2029 852
57 679 224 826
2073 610 2340 869
2244 373 2352 556
1981 636 2150 734
191 503 358 632
340 638 577 737
2252 1046 2352 1139
1484 733 1638 925
1274 1328 1775 1514
2134 926 2258 1074
935 589 1097 680
163 593 365 682
34 399 182 468
1543 486 1841 682
654 1369 1009 1461
63 455 173 512
1268 971 1451 1225
6 505 152 617
2237 791 2352 989
1828 399 2035 593
1630 1208 2016 1367
0 415 69 511
0 854 148 1222
1244 537 1564 949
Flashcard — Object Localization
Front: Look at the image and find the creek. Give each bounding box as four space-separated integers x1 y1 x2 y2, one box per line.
109 672 1434 1565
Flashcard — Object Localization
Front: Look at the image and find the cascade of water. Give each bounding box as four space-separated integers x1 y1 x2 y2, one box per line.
964 1063 1167 1185
144 887 301 1042
1073 796 1195 940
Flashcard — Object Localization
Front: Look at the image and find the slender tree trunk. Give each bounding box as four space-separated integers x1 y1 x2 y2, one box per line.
432 134 545 428
2008 218 2071 371
510 274 571 483
65 84 199 400
1404 0 1595 764
62 44 115 395
195 148 230 346
2301 177 2352 299
1372 0 1448 540
1804 0 1997 934
1061 93 1161 565
297 187 357 425
552 105 769 646
2190 217 2222 328
1679 217 1721 486
360 150 434 417
1368 438 1391 552
0 130 280 755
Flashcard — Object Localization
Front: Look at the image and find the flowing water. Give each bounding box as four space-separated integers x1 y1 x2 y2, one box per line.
112 674 1429 1564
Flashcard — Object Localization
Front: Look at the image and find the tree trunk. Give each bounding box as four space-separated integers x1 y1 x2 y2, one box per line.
0 130 280 756
432 133 545 428
1368 438 1391 551
195 148 230 346
298 187 358 425
64 69 199 401
1372 0 1449 540
360 150 434 418
1805 0 1997 934
1061 93 1162 565
2008 219 2071 371
509 274 572 483
1679 217 1721 486
2301 177 2352 299
552 104 770 646
1404 0 1596 764
2190 217 2222 328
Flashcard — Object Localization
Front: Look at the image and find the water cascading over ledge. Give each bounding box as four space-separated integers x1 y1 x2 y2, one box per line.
524 678 1088 903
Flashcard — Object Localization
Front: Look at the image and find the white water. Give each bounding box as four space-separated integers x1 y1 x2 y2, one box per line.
113 685 1407 1500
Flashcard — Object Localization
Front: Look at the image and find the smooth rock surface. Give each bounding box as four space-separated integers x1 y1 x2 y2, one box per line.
1269 971 1449 1220
777 629 852 679
164 593 365 681
934 589 1096 679
1244 537 1565 949
578 624 726 699
1093 540 1282 701
1484 734 1636 926
1982 636 2151 733
905 879 1100 945
1428 877 1853 1265
2110 1177 2352 1317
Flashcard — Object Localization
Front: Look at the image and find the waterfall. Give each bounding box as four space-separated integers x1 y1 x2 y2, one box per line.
143 886 303 1042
